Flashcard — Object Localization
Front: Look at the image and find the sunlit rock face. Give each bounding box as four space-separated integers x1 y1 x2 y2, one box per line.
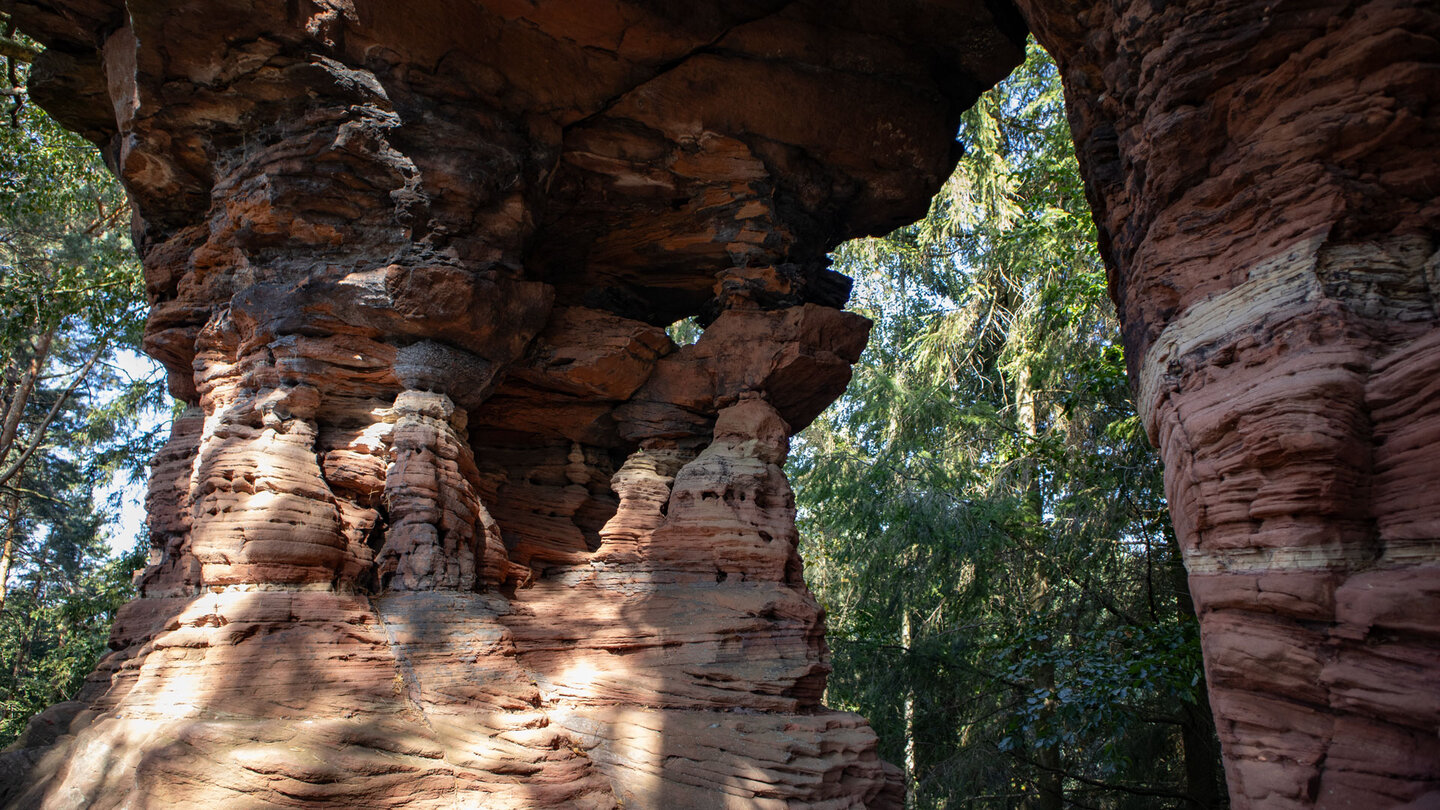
1019 0 1440 806
0 1 1024 806
8 2 1435 807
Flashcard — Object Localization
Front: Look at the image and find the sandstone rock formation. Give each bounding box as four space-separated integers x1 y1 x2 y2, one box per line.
5 0 1439 807
0 1 1024 807
1019 0 1440 806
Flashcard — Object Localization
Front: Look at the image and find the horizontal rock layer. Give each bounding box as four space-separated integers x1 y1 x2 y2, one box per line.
5 1 1435 807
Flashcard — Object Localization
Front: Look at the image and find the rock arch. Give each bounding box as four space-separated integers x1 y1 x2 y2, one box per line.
1 0 1435 807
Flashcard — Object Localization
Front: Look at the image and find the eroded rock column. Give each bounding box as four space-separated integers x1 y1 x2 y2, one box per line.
0 0 1025 807
1020 0 1440 805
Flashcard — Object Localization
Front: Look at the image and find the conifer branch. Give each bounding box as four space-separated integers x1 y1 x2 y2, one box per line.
0 36 39 64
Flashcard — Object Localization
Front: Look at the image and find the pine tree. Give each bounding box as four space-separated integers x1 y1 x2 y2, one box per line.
0 22 164 746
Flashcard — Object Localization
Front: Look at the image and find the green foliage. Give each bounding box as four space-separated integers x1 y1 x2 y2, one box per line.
0 80 141 346
0 507 144 745
0 35 166 486
0 33 161 747
792 41 1224 808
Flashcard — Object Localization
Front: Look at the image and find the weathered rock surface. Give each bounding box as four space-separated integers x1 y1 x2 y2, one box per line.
1019 0 1440 806
6 1 1437 807
0 1 1023 807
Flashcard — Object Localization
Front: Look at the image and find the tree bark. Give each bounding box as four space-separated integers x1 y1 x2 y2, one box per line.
0 35 40 64
0 330 53 475
0 341 105 492
0 494 17 613
1168 536 1224 809
1016 361 1063 810
902 610 917 809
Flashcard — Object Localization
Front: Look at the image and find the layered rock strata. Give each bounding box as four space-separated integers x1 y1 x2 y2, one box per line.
0 1 1024 807
1019 0 1440 806
7 1 1436 807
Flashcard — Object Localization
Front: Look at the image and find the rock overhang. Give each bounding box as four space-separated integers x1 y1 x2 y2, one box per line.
11 0 1027 329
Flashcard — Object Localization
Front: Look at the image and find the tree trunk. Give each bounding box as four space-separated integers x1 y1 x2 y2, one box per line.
1016 361 1063 810
903 610 918 809
0 494 18 613
0 329 52 471
1027 587 1063 810
0 563 44 723
1168 535 1224 809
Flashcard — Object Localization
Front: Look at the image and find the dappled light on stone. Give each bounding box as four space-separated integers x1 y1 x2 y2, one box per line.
0 0 1023 807
1 0 1435 806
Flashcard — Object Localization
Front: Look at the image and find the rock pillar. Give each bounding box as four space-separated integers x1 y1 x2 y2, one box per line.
1019 0 1440 805
0 1 1025 807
